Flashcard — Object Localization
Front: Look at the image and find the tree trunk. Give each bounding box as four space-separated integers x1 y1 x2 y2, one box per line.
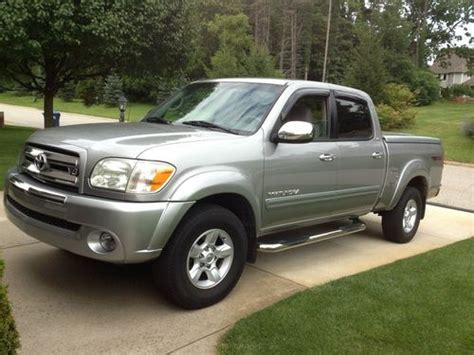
290 10 297 79
279 15 286 71
43 91 54 128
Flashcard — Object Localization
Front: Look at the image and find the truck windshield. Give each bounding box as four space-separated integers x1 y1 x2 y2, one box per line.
143 82 284 135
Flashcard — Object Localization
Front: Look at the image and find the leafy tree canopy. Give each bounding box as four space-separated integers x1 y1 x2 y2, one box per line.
0 0 191 127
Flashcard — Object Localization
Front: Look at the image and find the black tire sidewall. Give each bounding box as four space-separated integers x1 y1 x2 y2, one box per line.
155 205 247 309
383 187 422 243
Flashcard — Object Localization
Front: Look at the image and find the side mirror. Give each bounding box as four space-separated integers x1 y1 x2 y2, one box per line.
275 121 314 143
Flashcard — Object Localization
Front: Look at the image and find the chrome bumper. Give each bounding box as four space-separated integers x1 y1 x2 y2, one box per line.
4 168 193 263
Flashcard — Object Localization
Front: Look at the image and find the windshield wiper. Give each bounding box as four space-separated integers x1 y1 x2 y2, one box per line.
144 116 172 125
181 120 239 135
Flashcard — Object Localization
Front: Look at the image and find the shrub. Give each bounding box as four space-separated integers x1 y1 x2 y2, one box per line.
462 117 474 137
442 84 474 99
103 74 124 106
409 69 440 105
451 84 474 97
57 81 76 102
382 83 415 110
0 259 20 354
377 83 416 130
377 104 416 130
76 79 99 107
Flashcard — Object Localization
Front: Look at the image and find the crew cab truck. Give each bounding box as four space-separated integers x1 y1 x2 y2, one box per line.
4 79 443 309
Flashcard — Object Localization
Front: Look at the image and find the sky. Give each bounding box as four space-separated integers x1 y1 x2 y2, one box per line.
454 22 473 47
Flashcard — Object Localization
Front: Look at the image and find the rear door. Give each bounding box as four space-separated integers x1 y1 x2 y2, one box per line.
333 94 386 215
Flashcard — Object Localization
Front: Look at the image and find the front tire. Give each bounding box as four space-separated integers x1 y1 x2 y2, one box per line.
382 186 423 243
153 204 247 309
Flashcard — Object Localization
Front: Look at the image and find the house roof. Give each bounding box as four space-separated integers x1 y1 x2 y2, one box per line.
463 77 474 86
430 53 468 74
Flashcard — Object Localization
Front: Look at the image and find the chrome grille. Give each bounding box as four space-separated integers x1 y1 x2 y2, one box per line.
22 144 80 190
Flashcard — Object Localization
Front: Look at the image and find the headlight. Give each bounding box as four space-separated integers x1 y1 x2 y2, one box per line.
90 159 175 193
126 161 175 193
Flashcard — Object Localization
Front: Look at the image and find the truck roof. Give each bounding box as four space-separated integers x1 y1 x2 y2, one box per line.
195 78 370 100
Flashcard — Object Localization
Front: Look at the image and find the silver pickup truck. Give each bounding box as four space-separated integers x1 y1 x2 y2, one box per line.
4 78 443 308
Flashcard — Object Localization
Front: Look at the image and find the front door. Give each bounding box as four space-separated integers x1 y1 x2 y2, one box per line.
262 92 339 233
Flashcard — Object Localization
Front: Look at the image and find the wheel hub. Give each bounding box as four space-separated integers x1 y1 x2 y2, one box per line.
403 199 418 233
186 228 234 289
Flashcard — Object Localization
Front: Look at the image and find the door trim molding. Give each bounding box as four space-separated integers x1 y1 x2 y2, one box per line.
265 185 380 210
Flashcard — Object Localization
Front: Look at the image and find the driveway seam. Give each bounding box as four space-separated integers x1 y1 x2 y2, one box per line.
0 241 40 251
247 263 309 289
427 202 474 213
167 323 233 354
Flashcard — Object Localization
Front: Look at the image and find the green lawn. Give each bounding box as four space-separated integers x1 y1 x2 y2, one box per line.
220 238 474 354
402 101 474 163
0 126 36 189
0 92 154 122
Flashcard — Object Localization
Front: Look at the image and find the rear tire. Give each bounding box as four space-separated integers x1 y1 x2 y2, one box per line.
382 187 422 244
153 204 247 309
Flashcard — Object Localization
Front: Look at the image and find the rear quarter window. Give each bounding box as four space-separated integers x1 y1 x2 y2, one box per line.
335 98 372 139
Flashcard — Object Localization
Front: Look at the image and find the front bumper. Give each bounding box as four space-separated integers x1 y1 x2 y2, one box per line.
4 168 193 263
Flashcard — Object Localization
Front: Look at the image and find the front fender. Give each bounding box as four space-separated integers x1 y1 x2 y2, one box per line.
147 169 262 251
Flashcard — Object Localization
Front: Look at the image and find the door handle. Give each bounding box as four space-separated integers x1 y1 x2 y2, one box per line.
319 153 335 162
372 152 384 159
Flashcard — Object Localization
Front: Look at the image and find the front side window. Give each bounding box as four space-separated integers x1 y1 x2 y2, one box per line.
283 95 328 140
335 98 372 139
143 82 284 135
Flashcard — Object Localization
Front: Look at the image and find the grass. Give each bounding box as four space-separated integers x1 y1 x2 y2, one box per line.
403 101 474 163
0 258 20 354
220 238 474 354
0 126 36 189
0 92 154 122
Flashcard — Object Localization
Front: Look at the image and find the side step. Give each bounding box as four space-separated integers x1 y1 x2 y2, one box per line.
257 220 366 253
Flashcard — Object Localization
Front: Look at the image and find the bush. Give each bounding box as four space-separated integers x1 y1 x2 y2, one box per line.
103 74 124 106
377 83 416 130
76 79 100 107
123 75 188 103
0 259 20 354
57 81 76 102
382 83 415 110
409 69 440 105
377 104 416 130
441 84 474 99
462 117 474 137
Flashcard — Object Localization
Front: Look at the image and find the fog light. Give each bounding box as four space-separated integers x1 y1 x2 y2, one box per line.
99 232 116 252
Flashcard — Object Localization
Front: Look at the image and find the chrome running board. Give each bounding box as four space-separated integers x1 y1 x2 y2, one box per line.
257 220 366 253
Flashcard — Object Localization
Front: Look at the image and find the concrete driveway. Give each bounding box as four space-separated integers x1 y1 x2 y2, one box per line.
0 103 113 128
0 192 472 354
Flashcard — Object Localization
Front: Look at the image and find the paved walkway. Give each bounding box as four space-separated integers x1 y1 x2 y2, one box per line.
0 103 113 128
1 191 472 354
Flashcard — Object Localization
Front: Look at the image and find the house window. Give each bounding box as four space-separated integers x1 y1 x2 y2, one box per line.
443 74 447 80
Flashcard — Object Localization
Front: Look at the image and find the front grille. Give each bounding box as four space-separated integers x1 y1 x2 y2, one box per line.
7 195 81 231
22 144 80 191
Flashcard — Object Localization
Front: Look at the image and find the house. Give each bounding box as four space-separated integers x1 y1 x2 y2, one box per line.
430 53 472 88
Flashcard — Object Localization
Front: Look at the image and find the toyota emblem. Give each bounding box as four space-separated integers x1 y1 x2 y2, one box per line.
34 153 49 171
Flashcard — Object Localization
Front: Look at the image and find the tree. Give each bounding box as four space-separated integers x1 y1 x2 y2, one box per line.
206 14 281 78
0 1 191 127
346 24 389 104
405 0 473 67
103 75 124 107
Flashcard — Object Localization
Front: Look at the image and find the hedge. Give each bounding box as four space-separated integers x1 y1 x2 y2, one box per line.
0 259 20 354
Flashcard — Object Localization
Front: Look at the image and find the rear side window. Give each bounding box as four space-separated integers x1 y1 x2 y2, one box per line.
335 98 372 139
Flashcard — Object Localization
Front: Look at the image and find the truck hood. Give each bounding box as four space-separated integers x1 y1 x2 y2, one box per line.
27 122 235 159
